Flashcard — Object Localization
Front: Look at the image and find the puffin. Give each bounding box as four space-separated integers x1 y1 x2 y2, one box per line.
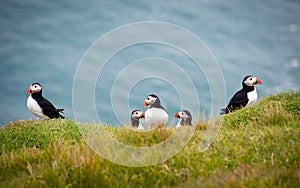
130 110 145 130
174 110 192 128
221 75 262 114
143 94 168 129
26 83 64 119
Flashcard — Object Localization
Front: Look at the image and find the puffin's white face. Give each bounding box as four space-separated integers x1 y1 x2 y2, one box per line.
131 110 145 119
143 95 157 108
243 76 262 86
27 83 42 94
174 111 190 120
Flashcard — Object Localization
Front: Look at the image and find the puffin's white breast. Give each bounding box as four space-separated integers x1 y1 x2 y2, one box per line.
145 108 168 129
27 95 48 119
175 120 182 128
137 122 144 130
247 88 258 106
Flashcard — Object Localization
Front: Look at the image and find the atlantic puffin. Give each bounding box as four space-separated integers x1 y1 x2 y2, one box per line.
143 94 168 129
130 110 145 130
174 110 192 128
26 83 64 119
221 75 262 114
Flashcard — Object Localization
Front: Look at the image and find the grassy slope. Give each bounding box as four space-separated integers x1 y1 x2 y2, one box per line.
0 92 299 187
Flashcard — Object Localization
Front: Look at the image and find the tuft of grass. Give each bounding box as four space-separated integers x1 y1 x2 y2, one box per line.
0 91 299 187
0 120 81 154
103 126 176 147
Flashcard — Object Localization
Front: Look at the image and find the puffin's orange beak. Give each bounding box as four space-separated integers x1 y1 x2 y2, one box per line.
174 112 180 118
143 101 148 108
26 87 32 94
256 78 262 85
140 112 145 119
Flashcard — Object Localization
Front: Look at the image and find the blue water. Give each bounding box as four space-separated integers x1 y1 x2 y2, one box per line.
0 0 299 125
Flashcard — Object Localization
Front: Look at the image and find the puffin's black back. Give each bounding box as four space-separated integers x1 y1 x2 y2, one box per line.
31 92 64 119
223 89 249 113
149 94 168 112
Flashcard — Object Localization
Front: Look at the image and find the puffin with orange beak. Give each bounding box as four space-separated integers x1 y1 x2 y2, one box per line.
174 110 192 128
221 75 262 114
26 83 64 119
143 94 168 129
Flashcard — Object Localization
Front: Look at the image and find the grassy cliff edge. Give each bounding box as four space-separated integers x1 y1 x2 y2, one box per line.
1 91 299 187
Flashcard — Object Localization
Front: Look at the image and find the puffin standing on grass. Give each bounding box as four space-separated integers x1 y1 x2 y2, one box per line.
130 110 145 130
26 83 64 119
174 110 192 128
221 75 262 114
143 94 168 129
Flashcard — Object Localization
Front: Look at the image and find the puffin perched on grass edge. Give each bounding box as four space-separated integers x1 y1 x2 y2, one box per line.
143 94 168 130
130 110 145 130
27 83 64 119
221 75 262 114
174 110 192 128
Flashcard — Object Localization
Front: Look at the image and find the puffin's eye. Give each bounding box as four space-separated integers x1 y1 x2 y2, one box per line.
250 78 252 81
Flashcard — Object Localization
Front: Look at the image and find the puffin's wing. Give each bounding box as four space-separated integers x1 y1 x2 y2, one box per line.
38 98 64 119
226 90 249 111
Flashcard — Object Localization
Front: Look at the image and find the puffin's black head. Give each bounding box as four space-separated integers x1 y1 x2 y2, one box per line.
242 75 262 88
148 94 158 98
182 110 192 118
143 94 160 108
174 110 192 120
131 110 145 119
26 83 42 95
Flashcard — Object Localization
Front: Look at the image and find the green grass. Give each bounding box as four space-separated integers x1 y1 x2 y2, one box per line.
0 91 299 187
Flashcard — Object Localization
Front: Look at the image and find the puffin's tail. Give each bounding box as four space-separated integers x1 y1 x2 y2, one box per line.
56 109 64 113
220 108 226 115
56 109 65 119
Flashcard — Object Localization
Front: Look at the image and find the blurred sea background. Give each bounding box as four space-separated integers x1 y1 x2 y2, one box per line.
0 0 299 125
